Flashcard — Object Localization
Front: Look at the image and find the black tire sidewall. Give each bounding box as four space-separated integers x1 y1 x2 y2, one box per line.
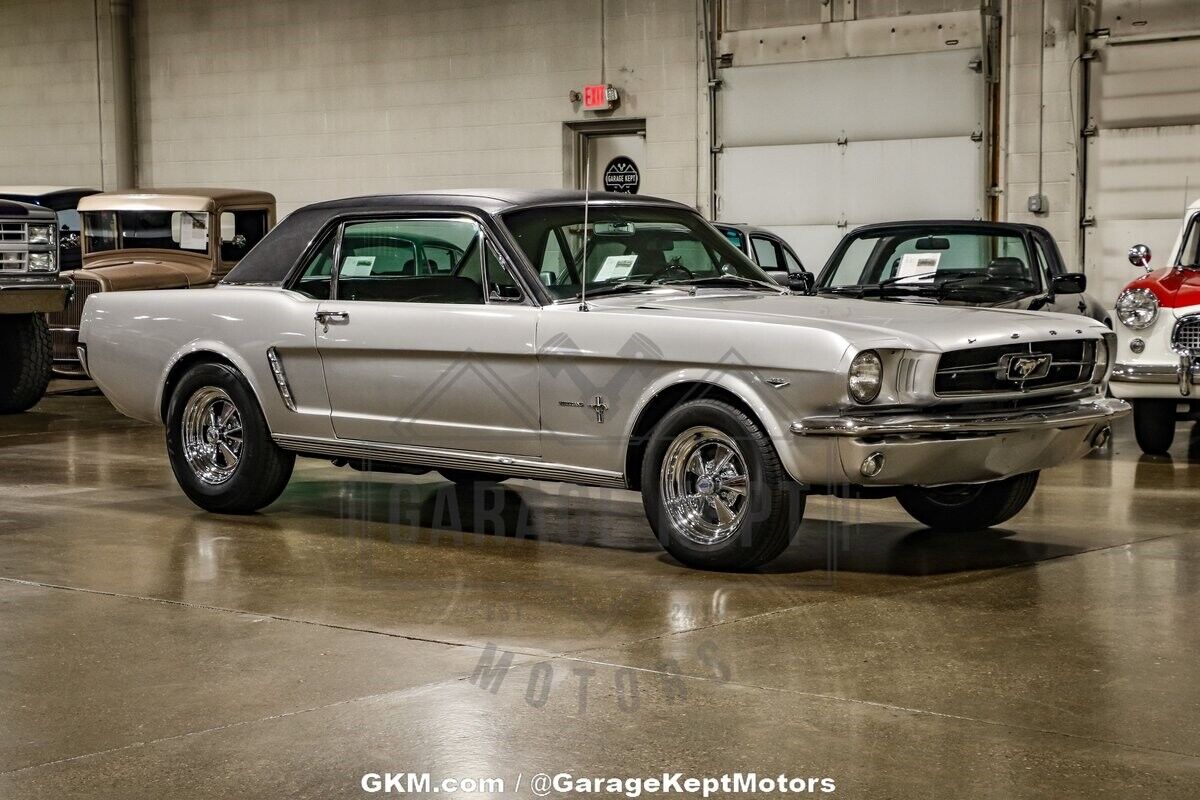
0 314 52 414
641 400 799 569
165 363 279 508
1132 399 1176 454
897 471 1039 531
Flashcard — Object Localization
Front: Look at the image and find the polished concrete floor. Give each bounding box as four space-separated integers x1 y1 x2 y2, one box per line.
2 385 1200 798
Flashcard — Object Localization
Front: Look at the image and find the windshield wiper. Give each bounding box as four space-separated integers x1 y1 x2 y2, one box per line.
660 275 783 292
815 283 941 298
575 281 666 299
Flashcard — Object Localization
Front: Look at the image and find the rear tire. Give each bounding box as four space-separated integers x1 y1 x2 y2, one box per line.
438 468 508 485
0 314 52 414
897 471 1039 531
166 363 294 514
1132 398 1176 455
641 399 804 571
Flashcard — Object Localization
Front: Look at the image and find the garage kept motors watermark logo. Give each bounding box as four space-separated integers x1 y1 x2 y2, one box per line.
603 156 640 194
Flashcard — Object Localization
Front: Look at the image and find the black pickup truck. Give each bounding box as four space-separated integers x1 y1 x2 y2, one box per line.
0 200 71 413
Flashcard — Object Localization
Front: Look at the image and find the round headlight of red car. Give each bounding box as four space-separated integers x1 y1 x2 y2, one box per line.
1115 288 1159 330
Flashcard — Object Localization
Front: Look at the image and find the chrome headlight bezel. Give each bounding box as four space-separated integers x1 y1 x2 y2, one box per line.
27 251 55 272
1092 335 1111 384
848 350 883 404
1115 288 1159 330
27 223 53 246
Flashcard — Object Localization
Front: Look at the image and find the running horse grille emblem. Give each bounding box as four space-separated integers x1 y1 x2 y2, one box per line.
999 352 1053 383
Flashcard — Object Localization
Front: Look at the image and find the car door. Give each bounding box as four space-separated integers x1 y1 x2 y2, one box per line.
312 216 541 456
750 234 789 285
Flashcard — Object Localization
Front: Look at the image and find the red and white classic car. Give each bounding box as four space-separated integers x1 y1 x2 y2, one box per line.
1111 199 1200 453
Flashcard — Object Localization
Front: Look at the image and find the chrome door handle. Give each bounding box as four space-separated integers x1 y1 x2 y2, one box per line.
315 310 350 325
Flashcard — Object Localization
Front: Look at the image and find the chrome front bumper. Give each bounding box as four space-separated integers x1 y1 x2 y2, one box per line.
788 397 1130 488
1111 356 1200 396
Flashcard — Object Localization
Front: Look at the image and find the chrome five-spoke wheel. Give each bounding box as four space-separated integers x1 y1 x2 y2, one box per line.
181 386 244 485
660 426 750 545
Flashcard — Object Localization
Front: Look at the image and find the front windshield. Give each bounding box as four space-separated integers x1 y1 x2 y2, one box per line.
83 210 212 256
502 205 775 300
819 229 1040 295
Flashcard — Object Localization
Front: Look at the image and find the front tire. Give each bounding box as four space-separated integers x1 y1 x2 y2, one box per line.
897 471 1039 531
166 363 294 514
0 314 52 414
641 399 804 571
1132 398 1176 455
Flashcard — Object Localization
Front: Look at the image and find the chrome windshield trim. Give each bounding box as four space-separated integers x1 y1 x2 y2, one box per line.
790 397 1129 438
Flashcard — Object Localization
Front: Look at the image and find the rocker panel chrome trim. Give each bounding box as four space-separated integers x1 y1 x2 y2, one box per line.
271 433 628 488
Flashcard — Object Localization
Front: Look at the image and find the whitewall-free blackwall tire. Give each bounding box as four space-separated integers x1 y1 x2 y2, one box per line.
165 363 294 514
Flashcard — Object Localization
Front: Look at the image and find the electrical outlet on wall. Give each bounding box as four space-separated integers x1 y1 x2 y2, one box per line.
1027 194 1048 214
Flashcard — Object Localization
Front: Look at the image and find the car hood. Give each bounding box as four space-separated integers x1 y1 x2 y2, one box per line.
71 256 212 291
592 290 1104 352
1125 267 1200 309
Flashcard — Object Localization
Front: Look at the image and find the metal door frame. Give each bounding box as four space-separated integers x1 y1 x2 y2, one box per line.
562 119 647 191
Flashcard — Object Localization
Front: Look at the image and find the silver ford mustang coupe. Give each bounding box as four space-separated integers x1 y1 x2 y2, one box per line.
78 190 1128 570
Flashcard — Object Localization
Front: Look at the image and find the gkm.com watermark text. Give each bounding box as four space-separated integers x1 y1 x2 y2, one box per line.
361 771 837 796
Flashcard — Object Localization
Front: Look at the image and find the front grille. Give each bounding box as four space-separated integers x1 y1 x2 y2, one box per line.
0 250 27 271
935 340 1095 396
1173 316 1200 353
50 277 99 364
0 222 25 242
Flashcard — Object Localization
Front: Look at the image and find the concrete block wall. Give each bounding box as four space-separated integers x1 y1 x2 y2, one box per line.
133 0 701 216
0 0 105 187
1001 0 1084 268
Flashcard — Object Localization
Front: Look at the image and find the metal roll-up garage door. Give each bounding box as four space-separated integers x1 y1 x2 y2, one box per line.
1082 2 1200 305
714 13 987 270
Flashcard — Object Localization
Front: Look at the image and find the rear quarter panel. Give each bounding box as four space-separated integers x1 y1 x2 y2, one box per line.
79 287 333 439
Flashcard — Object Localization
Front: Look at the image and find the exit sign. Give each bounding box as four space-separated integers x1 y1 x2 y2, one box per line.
582 84 618 111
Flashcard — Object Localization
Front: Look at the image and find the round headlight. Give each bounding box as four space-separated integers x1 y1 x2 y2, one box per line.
848 350 882 404
1115 288 1159 329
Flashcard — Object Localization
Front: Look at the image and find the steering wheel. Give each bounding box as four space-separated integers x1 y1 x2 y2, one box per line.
647 263 695 283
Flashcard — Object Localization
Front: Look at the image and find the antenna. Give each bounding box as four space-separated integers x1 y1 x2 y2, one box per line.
579 145 591 312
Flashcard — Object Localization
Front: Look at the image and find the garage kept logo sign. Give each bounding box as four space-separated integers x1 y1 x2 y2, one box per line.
603 156 640 194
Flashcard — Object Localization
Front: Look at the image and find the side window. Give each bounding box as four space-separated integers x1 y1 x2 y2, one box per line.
336 219 484 304
1179 215 1200 268
292 233 336 300
1034 239 1059 279
83 211 117 253
782 245 804 273
486 243 523 301
720 227 746 252
539 232 572 286
751 236 780 268
220 209 269 263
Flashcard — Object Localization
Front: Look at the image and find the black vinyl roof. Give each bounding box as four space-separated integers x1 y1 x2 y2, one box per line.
846 219 1050 236
224 189 691 285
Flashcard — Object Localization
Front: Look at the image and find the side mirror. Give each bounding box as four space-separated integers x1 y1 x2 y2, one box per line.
489 283 524 302
1128 244 1152 271
1051 273 1086 295
787 272 814 293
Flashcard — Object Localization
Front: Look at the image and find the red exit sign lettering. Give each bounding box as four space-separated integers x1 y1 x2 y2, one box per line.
582 84 617 111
